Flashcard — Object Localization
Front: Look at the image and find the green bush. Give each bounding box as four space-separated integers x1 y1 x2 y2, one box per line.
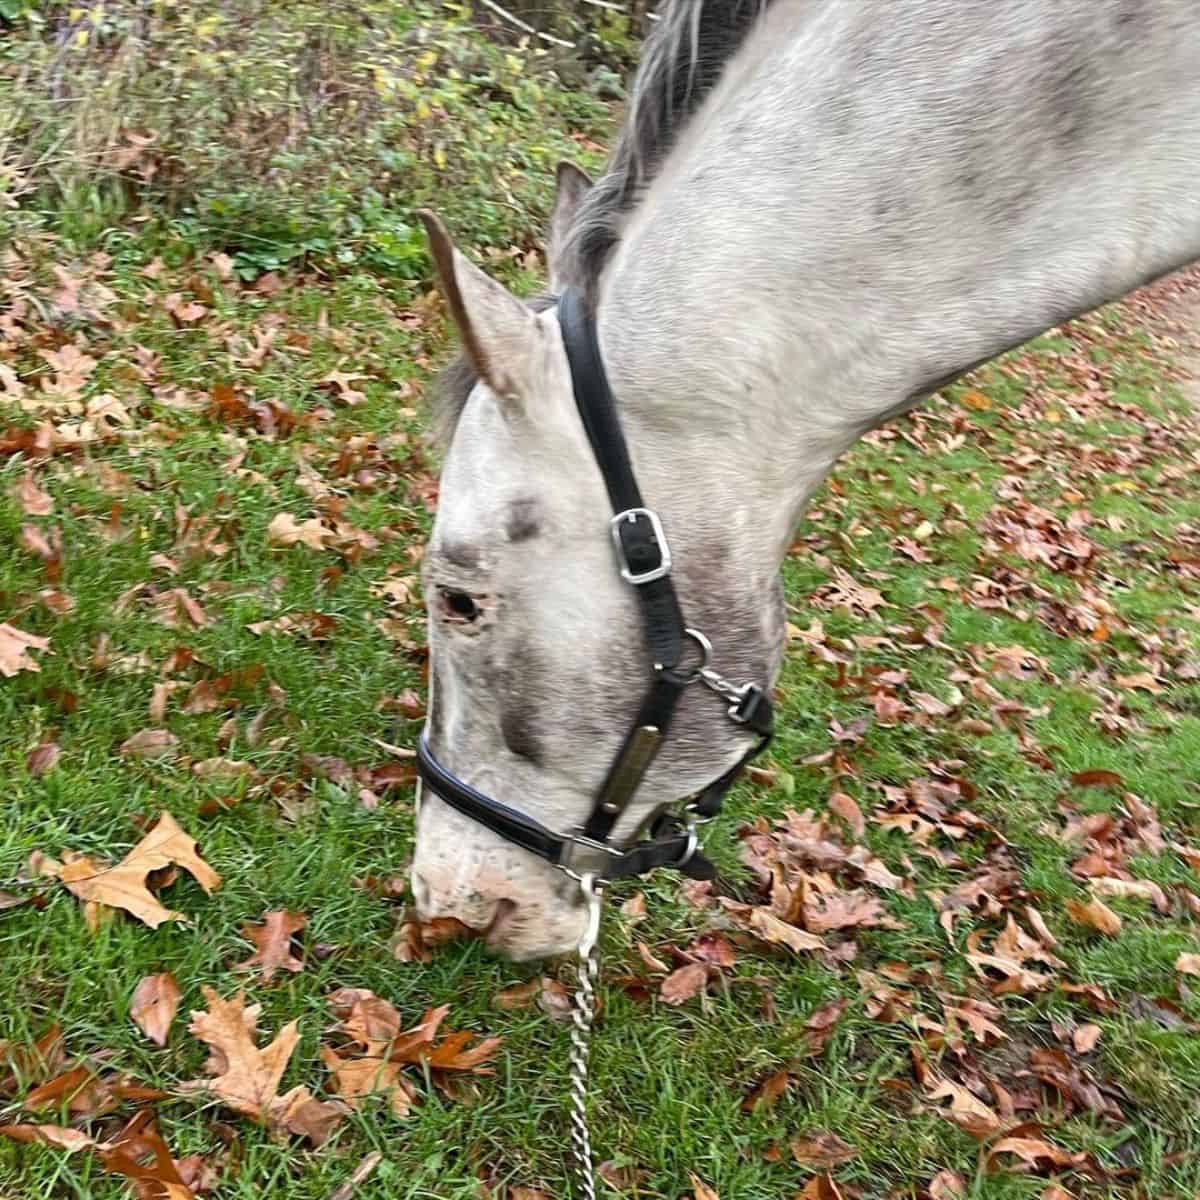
0 0 612 278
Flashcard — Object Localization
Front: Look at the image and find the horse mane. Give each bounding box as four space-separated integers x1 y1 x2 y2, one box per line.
561 0 772 302
430 0 772 444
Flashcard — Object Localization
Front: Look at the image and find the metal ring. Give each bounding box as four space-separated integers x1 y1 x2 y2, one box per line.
656 627 713 683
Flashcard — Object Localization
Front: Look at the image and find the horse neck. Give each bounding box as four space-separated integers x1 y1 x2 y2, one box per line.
594 0 1200 569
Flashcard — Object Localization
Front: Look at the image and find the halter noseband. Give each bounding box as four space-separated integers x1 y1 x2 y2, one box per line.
416 286 773 884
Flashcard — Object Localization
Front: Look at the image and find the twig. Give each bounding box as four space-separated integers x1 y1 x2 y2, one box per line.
581 0 660 19
475 0 575 48
329 1151 383 1200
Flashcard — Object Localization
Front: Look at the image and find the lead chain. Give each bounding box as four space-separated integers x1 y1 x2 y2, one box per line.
569 874 604 1200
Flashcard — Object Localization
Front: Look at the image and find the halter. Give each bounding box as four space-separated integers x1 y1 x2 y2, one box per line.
415 285 774 885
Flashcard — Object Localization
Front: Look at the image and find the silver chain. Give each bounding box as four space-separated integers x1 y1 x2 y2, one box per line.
569 873 604 1200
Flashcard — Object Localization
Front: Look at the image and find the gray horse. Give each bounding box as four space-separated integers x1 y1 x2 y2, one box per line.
412 0 1200 960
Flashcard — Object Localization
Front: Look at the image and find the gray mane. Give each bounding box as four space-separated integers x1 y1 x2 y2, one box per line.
429 0 772 444
560 0 773 301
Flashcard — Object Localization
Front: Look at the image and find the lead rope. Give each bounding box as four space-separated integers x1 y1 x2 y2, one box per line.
569 873 604 1200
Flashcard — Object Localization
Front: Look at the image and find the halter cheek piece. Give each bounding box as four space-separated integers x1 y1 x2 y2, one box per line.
416 286 773 884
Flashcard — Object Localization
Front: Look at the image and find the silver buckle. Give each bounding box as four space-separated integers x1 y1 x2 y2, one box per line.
559 834 621 881
610 507 672 584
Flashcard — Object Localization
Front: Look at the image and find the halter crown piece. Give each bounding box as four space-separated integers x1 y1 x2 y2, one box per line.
415 286 774 884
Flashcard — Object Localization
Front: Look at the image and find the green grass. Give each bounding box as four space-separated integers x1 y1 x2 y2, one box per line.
4 31 1200 1200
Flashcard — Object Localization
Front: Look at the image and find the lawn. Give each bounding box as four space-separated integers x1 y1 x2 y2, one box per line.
2 5 1200 1200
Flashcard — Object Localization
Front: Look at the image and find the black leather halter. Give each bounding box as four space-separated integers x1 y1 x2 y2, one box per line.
416 286 773 884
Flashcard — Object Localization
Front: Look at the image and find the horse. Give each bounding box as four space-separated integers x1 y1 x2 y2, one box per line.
411 0 1200 962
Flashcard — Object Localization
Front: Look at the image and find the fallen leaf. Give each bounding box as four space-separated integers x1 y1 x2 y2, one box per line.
26 742 61 776
1065 896 1122 936
320 1046 415 1118
747 907 824 953
742 1068 791 1112
236 911 307 982
181 987 342 1143
1073 1024 1102 1053
1175 953 1200 976
1089 876 1169 913
13 470 53 515
0 1123 99 1153
55 811 220 928
660 963 709 1006
267 513 329 551
928 1170 966 1198
0 622 51 677
827 792 865 839
119 729 180 760
796 1175 844 1200
130 973 182 1046
926 1075 1004 1136
790 1131 857 1168
1114 671 1164 694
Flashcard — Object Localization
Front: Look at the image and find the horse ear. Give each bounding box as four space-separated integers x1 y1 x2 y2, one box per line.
418 210 538 402
547 160 594 292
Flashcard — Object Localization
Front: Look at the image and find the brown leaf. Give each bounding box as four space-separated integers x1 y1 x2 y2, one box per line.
492 979 541 1011
130 973 182 1046
790 1131 857 1168
1089 876 1169 913
986 1135 1086 1172
746 907 825 953
236 911 307 982
0 1123 99 1153
796 1175 844 1200
320 1046 414 1118
1064 896 1122 936
98 1110 198 1199
1114 671 1164 694
13 470 53 516
26 742 61 776
0 622 51 677
803 999 848 1055
660 963 709 1006
267 512 329 551
181 987 340 1143
827 792 865 839
1175 952 1200 975
1073 1024 1102 1053
119 729 180 760
688 1173 719 1200
925 1075 1004 1136
742 1068 791 1113
330 988 402 1053
928 1170 966 1198
54 811 220 928
1070 770 1124 789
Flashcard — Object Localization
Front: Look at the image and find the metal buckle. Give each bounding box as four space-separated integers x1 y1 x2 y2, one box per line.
610 507 672 585
559 834 621 882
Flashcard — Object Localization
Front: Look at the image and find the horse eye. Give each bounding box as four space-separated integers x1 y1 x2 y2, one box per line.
439 589 480 623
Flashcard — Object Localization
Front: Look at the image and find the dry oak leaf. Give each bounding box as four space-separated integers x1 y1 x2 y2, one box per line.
925 1075 1004 1137
267 512 330 551
130 973 182 1046
119 729 181 760
790 1131 857 1169
55 811 220 928
320 1046 416 1119
1175 953 1200 976
181 987 344 1144
236 910 307 982
928 1170 967 1198
13 470 53 515
0 1123 102 1153
1064 897 1122 936
688 1173 719 1200
0 622 51 677
796 1175 844 1200
660 963 710 1006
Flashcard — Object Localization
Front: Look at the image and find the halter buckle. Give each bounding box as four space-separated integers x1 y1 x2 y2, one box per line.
610 507 672 584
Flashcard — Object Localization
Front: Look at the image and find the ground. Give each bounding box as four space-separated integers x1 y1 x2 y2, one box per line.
2 12 1200 1200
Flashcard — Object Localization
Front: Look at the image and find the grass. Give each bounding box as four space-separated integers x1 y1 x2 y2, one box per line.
3 14 1200 1200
